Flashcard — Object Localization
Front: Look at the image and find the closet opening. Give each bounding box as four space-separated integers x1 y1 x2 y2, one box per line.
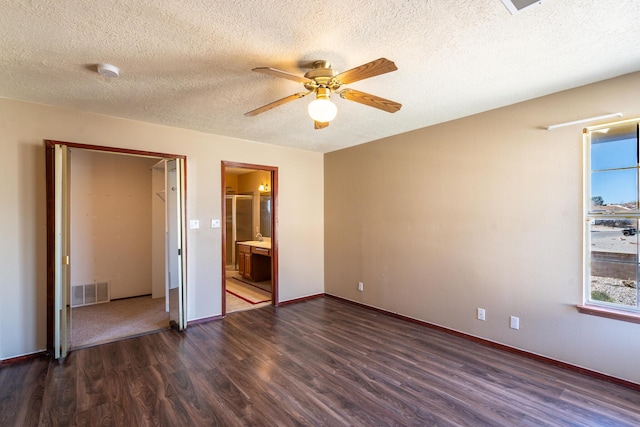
45 140 187 358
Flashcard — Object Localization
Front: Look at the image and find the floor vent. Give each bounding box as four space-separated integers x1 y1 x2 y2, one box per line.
500 0 542 15
71 282 110 307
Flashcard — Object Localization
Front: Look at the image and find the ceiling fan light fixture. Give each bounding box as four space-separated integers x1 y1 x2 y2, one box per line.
308 98 337 122
246 58 401 126
308 87 337 122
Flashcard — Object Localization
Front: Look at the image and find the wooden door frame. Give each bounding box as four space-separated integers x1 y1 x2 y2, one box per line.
221 161 278 315
45 140 187 353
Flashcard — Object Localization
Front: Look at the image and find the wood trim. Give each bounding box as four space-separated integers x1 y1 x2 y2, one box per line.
0 351 48 367
221 164 227 316
271 168 278 306
222 161 274 170
45 140 187 353
221 161 279 317
44 139 185 159
187 314 224 326
576 304 640 324
278 293 324 306
326 294 640 392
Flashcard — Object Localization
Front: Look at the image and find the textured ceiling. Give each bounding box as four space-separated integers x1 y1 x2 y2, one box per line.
1 1 639 153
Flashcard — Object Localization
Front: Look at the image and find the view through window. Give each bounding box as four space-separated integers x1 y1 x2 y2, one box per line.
586 119 640 312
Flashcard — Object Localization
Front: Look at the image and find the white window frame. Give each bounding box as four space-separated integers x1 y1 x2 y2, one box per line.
584 117 640 315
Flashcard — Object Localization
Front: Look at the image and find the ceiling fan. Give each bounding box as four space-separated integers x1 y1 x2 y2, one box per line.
245 58 402 129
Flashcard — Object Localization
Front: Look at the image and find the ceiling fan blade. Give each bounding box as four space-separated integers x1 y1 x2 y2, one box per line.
252 67 313 84
339 89 402 113
334 58 398 85
314 121 329 130
245 92 311 117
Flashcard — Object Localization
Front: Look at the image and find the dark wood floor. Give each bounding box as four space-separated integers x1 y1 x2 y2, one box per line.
1 297 639 426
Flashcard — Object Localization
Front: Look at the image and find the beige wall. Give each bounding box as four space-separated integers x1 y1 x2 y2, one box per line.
225 174 239 194
70 149 156 300
0 98 324 360
238 170 270 194
325 72 640 384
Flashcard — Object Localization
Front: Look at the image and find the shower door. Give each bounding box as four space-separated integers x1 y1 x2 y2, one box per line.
225 195 253 269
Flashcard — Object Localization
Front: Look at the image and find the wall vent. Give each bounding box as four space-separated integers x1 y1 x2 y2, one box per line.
71 282 110 307
500 0 542 15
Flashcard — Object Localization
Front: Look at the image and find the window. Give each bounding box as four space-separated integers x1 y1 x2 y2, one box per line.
585 119 640 313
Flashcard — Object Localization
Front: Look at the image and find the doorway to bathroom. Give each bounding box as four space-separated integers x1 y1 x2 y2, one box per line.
221 161 278 315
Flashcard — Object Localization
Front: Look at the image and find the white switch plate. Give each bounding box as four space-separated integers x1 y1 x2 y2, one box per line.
477 308 486 321
358 282 364 291
510 316 520 330
189 220 199 229
211 219 221 228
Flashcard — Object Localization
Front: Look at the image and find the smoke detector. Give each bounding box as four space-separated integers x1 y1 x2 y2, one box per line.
96 63 120 78
501 0 542 15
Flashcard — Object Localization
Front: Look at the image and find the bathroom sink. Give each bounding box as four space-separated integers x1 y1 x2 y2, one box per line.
238 240 271 249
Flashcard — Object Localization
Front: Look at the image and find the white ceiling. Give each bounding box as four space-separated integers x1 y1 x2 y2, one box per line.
1 1 639 153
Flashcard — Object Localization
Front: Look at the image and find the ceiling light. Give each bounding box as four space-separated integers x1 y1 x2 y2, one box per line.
96 63 120 78
308 99 337 122
308 87 337 123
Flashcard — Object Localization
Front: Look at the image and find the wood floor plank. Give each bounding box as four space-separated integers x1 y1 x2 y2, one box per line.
1 297 639 426
164 368 235 426
0 357 47 426
74 402 118 427
101 367 142 426
76 345 107 411
558 388 640 426
39 354 78 426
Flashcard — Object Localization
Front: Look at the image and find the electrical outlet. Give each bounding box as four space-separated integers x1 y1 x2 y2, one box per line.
477 308 486 321
510 316 520 330
358 282 364 292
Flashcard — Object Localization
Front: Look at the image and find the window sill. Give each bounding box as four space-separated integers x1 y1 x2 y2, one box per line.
576 305 640 324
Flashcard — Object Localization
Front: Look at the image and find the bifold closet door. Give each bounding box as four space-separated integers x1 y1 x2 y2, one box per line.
53 144 70 359
167 158 187 330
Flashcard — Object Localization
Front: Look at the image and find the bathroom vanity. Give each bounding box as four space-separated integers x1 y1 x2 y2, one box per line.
237 241 272 282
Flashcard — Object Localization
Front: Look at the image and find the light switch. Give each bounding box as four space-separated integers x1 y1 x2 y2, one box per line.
211 219 221 229
189 220 200 229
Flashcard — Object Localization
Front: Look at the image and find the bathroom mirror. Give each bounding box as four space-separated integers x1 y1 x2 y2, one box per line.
260 194 271 238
